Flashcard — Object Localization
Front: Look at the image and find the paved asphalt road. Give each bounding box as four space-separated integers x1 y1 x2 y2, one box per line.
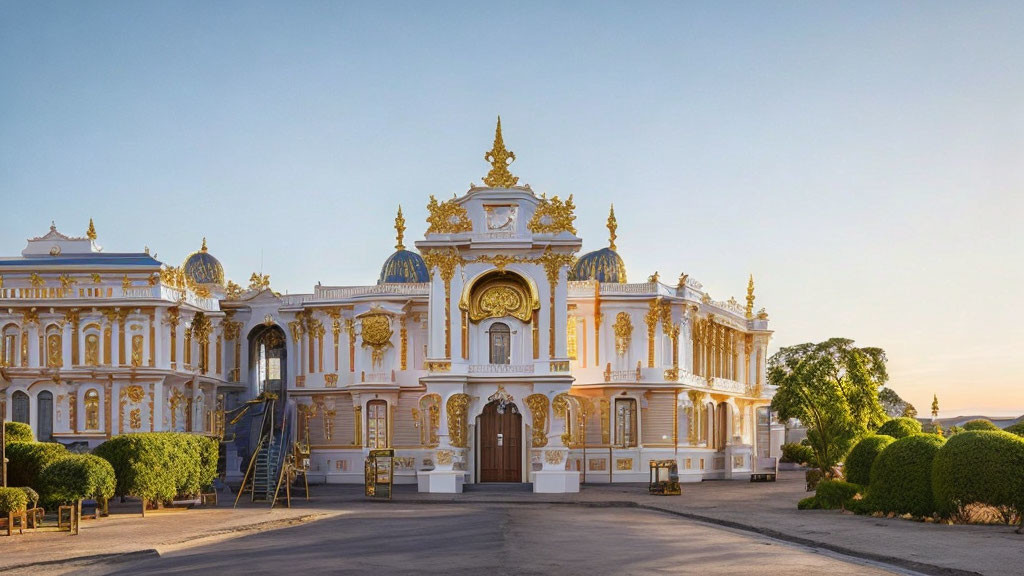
84 503 902 576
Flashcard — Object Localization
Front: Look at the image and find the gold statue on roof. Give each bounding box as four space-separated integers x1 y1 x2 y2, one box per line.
746 274 756 319
607 204 618 250
86 218 97 241
394 205 406 250
483 116 519 188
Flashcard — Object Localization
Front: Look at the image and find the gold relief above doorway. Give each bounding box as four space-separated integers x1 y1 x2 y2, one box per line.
461 271 539 323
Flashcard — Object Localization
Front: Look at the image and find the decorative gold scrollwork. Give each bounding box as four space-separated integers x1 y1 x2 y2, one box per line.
614 312 633 356
525 393 549 448
461 271 540 323
527 194 577 235
426 195 473 234
360 313 393 369
446 393 471 448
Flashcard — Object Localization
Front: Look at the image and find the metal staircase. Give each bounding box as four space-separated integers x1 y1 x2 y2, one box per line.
234 395 294 507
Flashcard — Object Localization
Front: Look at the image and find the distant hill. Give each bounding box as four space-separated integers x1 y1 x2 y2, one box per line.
917 414 1024 429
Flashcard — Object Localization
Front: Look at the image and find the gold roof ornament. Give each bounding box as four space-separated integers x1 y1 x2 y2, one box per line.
527 193 577 235
607 204 618 250
86 218 97 241
482 116 519 188
426 195 473 234
394 205 407 250
201 237 208 252
746 274 756 319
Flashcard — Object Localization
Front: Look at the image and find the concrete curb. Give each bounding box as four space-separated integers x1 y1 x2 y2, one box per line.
372 498 983 576
2 512 327 572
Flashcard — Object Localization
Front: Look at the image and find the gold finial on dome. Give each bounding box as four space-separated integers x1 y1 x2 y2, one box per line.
607 204 618 251
483 116 519 188
394 205 407 250
87 218 97 241
201 237 208 253
746 274 755 319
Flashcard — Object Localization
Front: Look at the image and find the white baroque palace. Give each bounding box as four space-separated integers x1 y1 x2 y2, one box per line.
0 121 778 493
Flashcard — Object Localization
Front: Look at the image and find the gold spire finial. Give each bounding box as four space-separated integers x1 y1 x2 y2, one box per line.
86 218 97 241
607 204 618 250
745 274 755 319
482 116 519 188
394 205 406 250
201 237 208 253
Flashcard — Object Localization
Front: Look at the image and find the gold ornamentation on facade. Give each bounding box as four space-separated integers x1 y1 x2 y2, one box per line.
361 313 393 369
415 393 441 447
87 218 97 240
606 204 618 250
745 274 755 319
446 393 471 448
131 334 143 367
550 361 569 372
527 194 576 235
46 333 62 368
225 280 244 299
756 307 769 320
248 272 271 291
399 315 407 371
435 449 453 466
125 384 145 403
425 360 451 372
482 116 519 188
648 271 660 283
525 393 549 448
90 273 102 284
426 196 473 234
613 312 632 356
129 408 142 430
59 273 77 293
394 205 407 250
599 398 610 444
30 273 45 288
544 450 566 465
122 275 132 293
616 458 633 471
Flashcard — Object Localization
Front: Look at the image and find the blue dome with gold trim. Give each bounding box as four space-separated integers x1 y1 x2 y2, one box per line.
570 247 627 283
379 249 429 284
182 238 225 286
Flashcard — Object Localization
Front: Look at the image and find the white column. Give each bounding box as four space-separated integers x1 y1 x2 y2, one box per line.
110 321 120 367
27 324 40 367
62 321 73 368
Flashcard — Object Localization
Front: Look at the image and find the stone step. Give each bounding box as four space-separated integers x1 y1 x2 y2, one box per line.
463 482 533 492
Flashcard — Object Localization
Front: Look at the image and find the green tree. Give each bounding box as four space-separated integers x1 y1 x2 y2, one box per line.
931 394 940 420
879 387 915 419
769 338 888 479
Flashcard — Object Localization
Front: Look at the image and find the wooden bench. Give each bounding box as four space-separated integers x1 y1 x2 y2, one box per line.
750 457 778 482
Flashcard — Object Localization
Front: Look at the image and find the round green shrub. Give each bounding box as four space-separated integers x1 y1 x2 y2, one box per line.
5 441 68 488
94 432 219 502
39 454 116 507
17 487 39 509
867 434 945 517
781 442 814 465
845 434 895 486
932 430 1024 519
0 487 29 514
1004 422 1024 437
876 417 922 439
4 421 33 444
815 480 861 510
962 419 999 431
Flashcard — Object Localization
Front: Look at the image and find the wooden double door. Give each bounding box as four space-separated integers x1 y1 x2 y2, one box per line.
478 401 522 483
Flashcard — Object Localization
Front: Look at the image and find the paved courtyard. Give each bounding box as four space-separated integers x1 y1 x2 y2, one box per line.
65 504 901 576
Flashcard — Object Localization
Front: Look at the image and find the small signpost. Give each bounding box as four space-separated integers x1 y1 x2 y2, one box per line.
648 459 681 495
364 449 394 500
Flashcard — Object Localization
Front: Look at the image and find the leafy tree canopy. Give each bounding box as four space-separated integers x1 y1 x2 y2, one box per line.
879 387 915 419
770 338 888 478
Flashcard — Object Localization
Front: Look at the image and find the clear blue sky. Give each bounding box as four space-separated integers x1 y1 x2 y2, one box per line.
2 2 1022 416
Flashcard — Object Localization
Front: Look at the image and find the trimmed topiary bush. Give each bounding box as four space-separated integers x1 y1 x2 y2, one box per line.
0 487 29 514
94 432 219 503
5 441 68 489
815 480 861 510
932 430 1024 521
797 496 821 510
867 434 945 517
962 419 999 431
4 421 33 444
39 454 116 508
876 417 922 439
781 442 814 465
845 434 895 486
1005 422 1024 438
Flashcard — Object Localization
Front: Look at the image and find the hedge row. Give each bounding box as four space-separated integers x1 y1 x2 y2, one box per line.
39 454 116 508
867 434 945 517
94 432 219 502
780 442 814 465
932 430 1024 518
0 487 29 515
5 442 68 488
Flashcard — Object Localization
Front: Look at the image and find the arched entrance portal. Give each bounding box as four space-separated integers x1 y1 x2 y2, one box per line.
477 400 522 482
247 324 287 398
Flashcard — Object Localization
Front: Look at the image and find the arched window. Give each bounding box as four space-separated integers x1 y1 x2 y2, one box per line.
12 390 29 424
84 389 100 430
366 400 388 449
489 322 511 365
38 391 54 442
615 398 637 447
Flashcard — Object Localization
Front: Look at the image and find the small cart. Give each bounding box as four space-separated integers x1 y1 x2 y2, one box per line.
648 459 681 495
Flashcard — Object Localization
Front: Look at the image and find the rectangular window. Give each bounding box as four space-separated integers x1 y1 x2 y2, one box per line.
615 399 637 448
367 400 389 449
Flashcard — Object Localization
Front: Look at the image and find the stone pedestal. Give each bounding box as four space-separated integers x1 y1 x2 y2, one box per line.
418 470 465 493
533 470 580 493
